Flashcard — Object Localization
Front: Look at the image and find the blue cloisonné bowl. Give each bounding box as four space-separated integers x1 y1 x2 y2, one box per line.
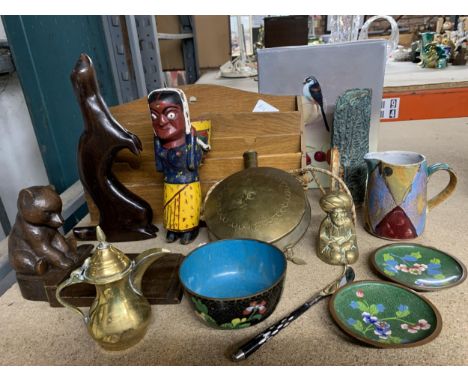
179 239 287 329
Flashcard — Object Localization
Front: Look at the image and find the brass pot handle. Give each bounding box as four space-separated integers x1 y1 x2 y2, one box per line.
56 263 90 324
284 246 306 265
200 180 222 221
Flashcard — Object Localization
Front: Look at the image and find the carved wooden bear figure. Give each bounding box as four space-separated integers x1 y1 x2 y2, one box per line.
8 186 79 275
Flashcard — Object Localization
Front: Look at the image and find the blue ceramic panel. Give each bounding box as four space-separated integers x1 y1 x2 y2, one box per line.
366 167 397 230
400 164 428 235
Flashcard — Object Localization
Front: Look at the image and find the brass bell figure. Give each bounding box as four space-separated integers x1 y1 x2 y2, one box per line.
56 227 170 350
317 191 358 265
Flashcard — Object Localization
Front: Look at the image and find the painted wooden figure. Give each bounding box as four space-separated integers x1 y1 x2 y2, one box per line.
148 88 206 244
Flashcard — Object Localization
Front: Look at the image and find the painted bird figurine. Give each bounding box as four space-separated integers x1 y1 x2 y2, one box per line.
303 75 330 131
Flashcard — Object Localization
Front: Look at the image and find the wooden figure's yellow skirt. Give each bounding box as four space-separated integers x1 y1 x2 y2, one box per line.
163 181 201 232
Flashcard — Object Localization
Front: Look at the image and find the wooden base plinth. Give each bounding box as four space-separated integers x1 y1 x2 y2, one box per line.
15 245 184 307
16 245 94 303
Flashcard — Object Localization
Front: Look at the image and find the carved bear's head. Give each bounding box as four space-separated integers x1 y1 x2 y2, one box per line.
17 186 64 228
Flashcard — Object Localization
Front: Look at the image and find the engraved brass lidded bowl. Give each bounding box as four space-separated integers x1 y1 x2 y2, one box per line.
203 151 311 262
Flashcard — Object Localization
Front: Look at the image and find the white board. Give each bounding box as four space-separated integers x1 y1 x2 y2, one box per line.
258 39 388 152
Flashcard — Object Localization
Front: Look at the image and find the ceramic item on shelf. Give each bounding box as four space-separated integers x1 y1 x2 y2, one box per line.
421 31 435 46
419 32 448 69
364 151 457 240
148 88 209 245
56 227 171 350
178 239 287 330
232 266 355 361
393 45 412 62
442 20 454 32
203 151 311 264
371 243 467 291
8 186 93 302
317 192 359 265
329 280 442 348
71 54 158 242
441 35 456 62
452 45 467 66
410 40 421 63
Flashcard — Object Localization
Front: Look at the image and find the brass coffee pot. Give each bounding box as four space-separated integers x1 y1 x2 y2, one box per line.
56 227 170 350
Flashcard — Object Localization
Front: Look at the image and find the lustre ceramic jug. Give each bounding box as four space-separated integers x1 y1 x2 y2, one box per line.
363 151 457 240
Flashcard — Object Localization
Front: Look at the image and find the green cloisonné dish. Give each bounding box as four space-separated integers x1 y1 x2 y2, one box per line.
329 281 442 348
371 243 466 291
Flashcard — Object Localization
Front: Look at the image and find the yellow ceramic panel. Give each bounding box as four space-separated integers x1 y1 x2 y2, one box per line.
383 165 419 205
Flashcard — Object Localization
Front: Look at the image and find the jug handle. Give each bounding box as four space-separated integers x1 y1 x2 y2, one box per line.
56 265 89 324
427 163 457 211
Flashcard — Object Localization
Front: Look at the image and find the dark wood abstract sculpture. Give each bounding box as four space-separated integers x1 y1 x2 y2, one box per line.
8 185 93 301
71 54 158 242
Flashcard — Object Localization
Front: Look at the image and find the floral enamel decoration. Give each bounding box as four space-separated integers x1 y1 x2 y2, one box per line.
345 289 431 344
330 280 442 348
401 319 431 333
382 251 447 286
372 244 467 291
373 321 392 340
243 300 267 316
191 297 268 329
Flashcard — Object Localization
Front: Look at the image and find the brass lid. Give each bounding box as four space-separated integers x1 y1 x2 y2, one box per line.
83 227 131 283
204 165 307 244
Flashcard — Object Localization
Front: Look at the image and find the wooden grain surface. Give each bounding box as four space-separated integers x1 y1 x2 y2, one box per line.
110 84 297 116
88 151 302 223
112 152 302 184
111 111 301 140
90 84 304 224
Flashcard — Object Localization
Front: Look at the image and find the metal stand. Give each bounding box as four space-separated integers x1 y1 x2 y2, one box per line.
102 15 199 102
101 16 139 103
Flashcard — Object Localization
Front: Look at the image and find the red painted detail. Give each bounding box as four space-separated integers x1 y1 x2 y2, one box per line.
375 206 417 239
314 151 326 162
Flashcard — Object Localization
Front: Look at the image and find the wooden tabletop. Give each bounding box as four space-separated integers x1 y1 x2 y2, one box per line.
0 117 467 365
